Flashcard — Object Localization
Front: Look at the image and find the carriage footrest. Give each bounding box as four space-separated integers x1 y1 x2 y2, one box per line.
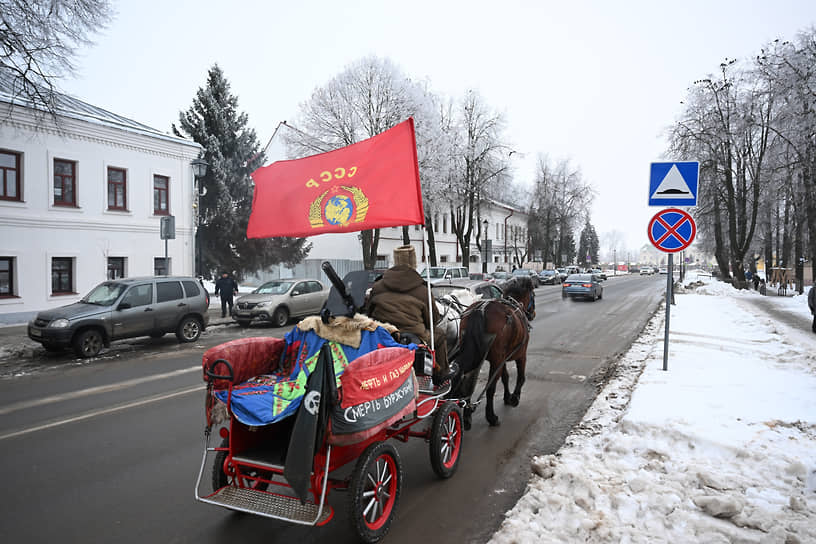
203 485 333 525
417 375 434 394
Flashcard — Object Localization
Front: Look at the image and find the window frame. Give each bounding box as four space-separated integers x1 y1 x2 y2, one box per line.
53 158 78 207
107 167 128 211
51 257 74 295
0 149 22 202
0 256 15 297
107 257 126 280
153 174 169 215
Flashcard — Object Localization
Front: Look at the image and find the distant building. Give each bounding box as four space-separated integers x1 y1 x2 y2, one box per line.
266 199 530 283
0 83 201 323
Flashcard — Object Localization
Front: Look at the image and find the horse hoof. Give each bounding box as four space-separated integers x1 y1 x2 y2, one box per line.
509 394 520 407
487 416 501 427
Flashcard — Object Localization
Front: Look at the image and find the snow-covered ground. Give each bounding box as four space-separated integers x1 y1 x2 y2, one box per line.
489 272 816 543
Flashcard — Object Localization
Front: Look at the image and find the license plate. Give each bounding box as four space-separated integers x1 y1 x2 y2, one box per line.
30 328 42 337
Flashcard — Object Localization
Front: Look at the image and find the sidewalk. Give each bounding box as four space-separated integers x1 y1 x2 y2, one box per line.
489 275 816 543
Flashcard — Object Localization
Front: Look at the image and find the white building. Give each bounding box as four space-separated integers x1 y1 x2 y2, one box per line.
0 86 201 323
281 199 530 279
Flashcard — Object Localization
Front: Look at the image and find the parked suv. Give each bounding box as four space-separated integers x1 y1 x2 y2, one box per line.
419 266 469 285
233 278 328 327
27 276 210 358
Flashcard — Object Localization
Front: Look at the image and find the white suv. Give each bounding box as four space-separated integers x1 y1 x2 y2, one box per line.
419 266 469 285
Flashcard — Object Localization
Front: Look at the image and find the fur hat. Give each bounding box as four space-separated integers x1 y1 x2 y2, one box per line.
393 245 417 269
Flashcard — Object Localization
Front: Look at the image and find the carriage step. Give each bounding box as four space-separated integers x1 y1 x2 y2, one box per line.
205 485 332 525
416 375 452 396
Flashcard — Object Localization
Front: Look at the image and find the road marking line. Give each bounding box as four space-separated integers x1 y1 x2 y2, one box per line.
0 385 203 441
0 366 200 416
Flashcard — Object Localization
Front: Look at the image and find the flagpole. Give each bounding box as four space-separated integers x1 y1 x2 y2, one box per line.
423 226 435 354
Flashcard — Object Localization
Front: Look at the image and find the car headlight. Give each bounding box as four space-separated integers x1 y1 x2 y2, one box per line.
256 301 272 308
49 318 70 328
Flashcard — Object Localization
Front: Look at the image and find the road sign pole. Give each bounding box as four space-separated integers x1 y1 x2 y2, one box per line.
663 253 673 371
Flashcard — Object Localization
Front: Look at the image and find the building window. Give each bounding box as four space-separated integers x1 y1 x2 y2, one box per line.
52 257 74 294
107 167 127 210
53 159 77 206
107 257 126 279
0 257 14 296
153 174 169 215
154 257 169 276
442 214 448 234
434 214 439 232
440 255 449 263
0 149 21 201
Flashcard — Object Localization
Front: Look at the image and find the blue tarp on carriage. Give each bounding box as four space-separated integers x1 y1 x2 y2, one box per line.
214 325 410 427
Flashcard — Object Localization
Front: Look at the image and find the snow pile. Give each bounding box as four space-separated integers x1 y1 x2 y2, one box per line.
490 281 816 543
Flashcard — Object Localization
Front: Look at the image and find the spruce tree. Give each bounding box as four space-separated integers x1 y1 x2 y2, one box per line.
578 221 600 266
174 64 310 280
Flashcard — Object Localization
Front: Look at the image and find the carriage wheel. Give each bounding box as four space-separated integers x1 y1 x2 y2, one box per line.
211 438 270 492
349 442 402 543
429 401 463 478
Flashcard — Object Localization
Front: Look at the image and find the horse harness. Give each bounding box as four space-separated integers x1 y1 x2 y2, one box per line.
460 295 531 362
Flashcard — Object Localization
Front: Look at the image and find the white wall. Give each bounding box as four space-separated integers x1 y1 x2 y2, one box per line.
0 105 200 321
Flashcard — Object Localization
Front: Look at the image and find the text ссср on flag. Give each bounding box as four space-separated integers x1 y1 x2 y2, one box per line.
247 118 424 239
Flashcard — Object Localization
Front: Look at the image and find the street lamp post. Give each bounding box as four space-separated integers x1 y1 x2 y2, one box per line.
191 158 208 278
482 219 489 274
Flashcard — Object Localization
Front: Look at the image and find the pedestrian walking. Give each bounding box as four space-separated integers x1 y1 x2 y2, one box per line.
214 271 239 318
809 286 816 333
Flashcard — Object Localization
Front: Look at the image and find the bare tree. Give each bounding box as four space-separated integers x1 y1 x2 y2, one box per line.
447 90 511 266
670 58 775 286
284 56 444 268
0 0 113 117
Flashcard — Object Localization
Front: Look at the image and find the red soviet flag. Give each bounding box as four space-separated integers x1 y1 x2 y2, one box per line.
247 118 424 239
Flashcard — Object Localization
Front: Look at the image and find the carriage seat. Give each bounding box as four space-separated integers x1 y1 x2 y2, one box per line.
202 336 286 390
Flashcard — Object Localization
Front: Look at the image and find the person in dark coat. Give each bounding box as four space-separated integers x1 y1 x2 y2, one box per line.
214 271 239 318
366 245 451 385
809 286 816 333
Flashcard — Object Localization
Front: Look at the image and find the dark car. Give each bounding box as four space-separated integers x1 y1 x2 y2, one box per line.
562 273 604 301
27 276 210 358
512 269 540 288
538 269 561 285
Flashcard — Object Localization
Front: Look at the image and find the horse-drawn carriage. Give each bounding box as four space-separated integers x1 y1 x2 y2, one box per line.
194 118 536 541
194 262 535 542
195 263 468 542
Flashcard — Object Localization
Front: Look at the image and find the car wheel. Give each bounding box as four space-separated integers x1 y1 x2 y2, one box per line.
72 329 104 358
272 307 289 328
176 316 202 342
599 289 603 300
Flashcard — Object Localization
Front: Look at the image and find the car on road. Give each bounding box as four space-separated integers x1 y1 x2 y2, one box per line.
640 267 654 275
512 268 541 287
589 268 607 280
659 267 668 274
432 279 504 303
468 272 494 282
561 273 604 301
27 276 210 358
419 265 469 285
232 279 329 327
538 269 561 285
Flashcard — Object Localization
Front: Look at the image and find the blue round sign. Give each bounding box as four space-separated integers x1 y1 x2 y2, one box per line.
648 208 696 253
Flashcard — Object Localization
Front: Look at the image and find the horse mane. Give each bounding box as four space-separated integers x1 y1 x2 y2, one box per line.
503 276 532 300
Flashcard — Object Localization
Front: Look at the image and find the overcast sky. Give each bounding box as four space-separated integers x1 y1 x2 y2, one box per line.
62 0 816 256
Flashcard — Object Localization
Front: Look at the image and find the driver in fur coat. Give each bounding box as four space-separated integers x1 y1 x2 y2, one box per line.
365 245 452 385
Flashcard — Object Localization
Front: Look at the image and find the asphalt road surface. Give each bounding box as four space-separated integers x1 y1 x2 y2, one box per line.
0 274 666 543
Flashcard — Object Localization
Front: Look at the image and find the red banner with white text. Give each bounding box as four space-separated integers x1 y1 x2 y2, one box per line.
247 118 424 239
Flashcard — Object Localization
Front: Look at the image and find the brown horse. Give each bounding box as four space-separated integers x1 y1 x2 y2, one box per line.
451 276 535 429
